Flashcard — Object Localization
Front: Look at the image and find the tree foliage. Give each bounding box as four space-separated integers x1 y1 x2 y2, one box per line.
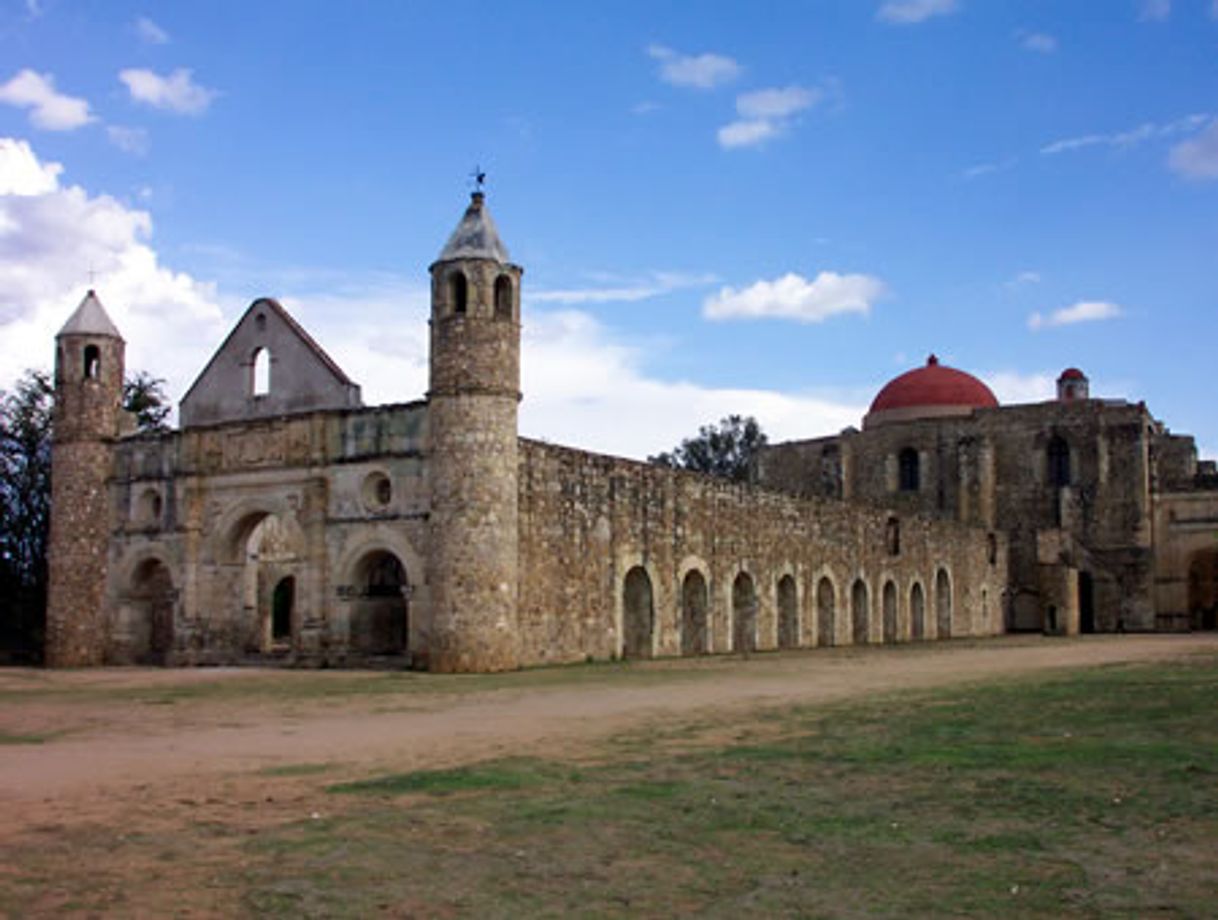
0 368 170 659
648 414 768 483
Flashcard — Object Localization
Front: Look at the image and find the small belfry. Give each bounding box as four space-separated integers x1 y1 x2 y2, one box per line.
426 190 524 672
46 290 126 666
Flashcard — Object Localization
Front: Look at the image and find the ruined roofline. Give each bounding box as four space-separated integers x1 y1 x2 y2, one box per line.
139 397 428 437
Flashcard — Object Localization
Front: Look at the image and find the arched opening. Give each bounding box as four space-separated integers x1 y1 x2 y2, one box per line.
936 568 952 639
817 576 836 646
1047 435 1071 488
886 517 900 556
83 344 101 380
910 582 926 640
680 570 709 655
732 572 757 653
1078 571 1095 634
898 447 920 492
622 566 654 659
272 576 294 642
350 550 409 654
136 488 162 528
851 578 870 645
777 575 798 649
252 347 270 396
449 270 468 315
124 558 175 665
494 274 513 320
1188 550 1218 631
882 580 898 643
987 532 998 565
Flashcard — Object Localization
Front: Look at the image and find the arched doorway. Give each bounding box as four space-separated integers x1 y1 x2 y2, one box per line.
350 551 409 654
936 568 952 639
851 578 869 645
681 570 709 655
126 558 175 665
1189 550 1218 630
622 566 654 659
910 582 926 640
732 572 757 653
227 511 305 653
882 580 898 644
272 576 294 644
777 575 798 649
1078 571 1095 634
817 576 836 646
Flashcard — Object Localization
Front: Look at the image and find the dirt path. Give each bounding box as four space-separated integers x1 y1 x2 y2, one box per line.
2 635 1215 841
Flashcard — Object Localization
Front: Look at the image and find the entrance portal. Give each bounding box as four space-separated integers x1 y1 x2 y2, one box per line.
732 573 757 653
1078 571 1095 634
681 570 709 655
622 567 654 659
126 558 175 665
1188 551 1218 631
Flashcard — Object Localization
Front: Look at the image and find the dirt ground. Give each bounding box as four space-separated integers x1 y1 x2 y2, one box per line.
3 633 1216 852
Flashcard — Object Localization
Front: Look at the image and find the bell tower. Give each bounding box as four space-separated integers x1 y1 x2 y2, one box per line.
426 191 523 672
46 290 125 666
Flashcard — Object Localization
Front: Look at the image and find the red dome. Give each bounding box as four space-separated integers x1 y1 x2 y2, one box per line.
866 355 997 426
1059 367 1086 381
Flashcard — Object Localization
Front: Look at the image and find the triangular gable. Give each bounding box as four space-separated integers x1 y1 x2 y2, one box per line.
179 297 362 428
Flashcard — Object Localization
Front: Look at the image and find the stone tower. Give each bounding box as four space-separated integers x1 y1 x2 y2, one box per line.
426 191 523 672
46 290 125 666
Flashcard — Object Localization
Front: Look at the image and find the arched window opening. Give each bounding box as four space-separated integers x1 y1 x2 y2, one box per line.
125 558 175 665
732 572 757 654
887 517 901 556
449 271 468 315
1047 435 1071 488
817 576 836 647
272 576 295 642
910 582 926 640
681 570 709 656
777 575 799 649
935 568 952 639
987 532 998 565
252 348 271 396
354 551 409 654
83 344 101 380
622 566 654 659
851 578 870 645
898 447 920 492
136 489 162 527
494 274 513 320
882 580 898 644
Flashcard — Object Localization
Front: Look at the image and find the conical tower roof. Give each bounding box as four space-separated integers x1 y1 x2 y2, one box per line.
57 289 123 339
435 191 511 264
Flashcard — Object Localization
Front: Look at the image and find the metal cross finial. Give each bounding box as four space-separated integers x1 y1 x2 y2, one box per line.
470 165 487 192
87 263 97 286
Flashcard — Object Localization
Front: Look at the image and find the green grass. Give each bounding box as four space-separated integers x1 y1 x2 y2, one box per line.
0 729 51 744
327 759 551 796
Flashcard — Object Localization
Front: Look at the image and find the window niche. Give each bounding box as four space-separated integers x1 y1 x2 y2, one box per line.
449 271 468 315
494 274 513 320
898 447 920 492
83 344 101 381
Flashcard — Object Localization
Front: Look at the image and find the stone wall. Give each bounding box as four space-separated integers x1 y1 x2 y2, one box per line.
517 439 1005 668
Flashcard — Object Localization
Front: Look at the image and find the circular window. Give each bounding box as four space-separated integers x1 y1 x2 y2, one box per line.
362 472 392 512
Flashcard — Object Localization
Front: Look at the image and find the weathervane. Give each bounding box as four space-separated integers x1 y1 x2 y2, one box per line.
469 164 487 193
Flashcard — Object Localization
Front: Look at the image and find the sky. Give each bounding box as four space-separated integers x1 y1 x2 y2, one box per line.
1 0 1216 460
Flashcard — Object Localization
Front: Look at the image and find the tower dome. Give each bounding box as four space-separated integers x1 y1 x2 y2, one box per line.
863 354 998 429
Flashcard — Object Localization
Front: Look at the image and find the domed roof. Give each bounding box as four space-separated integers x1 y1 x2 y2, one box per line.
1059 367 1087 381
864 355 997 429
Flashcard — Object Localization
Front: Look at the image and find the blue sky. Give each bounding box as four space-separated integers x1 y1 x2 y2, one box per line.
1 0 1215 458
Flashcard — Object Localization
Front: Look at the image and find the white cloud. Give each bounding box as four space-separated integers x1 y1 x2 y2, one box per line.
1041 113 1209 155
647 44 740 90
0 70 95 131
984 370 1055 404
106 125 150 156
1168 118 1218 179
718 83 827 150
1008 270 1041 286
962 157 1016 179
703 271 885 323
1016 30 1057 53
1139 0 1171 20
0 137 225 405
119 68 217 115
135 16 170 45
1028 300 1122 330
876 0 959 25
531 271 716 305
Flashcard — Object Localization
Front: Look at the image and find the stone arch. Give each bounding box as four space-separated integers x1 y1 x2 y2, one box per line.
816 574 836 647
882 579 898 644
1188 549 1218 631
935 567 953 639
494 273 513 320
680 568 710 655
449 269 468 315
83 344 100 380
348 549 410 654
851 577 870 645
732 571 757 653
909 581 926 640
777 573 799 650
622 566 654 659
120 556 175 665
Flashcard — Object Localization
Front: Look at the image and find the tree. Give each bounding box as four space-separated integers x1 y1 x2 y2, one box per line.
649 414 768 483
0 369 171 660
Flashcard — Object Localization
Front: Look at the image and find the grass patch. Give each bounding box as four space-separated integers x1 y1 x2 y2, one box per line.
259 762 336 778
0 729 51 745
327 759 549 796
